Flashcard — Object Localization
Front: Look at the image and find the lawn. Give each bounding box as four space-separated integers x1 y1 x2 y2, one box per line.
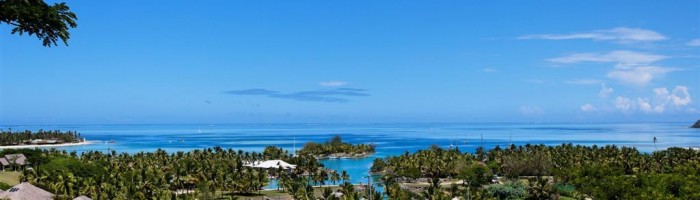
0 171 21 186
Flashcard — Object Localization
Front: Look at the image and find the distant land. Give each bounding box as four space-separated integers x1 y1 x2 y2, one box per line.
0 130 86 149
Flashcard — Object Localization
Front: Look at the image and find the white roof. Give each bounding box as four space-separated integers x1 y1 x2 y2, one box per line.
244 160 296 169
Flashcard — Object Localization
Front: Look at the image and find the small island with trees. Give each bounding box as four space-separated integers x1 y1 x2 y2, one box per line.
297 135 375 159
0 130 86 148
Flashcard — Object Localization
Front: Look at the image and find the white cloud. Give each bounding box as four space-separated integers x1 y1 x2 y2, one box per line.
637 98 664 113
548 51 667 68
519 106 544 115
319 81 348 87
670 86 692 106
599 83 614 98
614 96 636 113
636 86 692 113
652 87 670 107
565 79 602 85
590 85 692 114
580 104 596 112
637 98 652 113
607 66 676 86
519 27 667 43
548 50 675 85
653 87 670 98
687 39 700 47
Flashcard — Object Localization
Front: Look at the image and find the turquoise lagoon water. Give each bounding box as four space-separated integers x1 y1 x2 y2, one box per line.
1 123 699 189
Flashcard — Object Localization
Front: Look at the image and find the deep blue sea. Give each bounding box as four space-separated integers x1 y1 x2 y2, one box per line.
1 123 699 188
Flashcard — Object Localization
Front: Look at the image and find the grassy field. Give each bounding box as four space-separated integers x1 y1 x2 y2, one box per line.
0 171 21 186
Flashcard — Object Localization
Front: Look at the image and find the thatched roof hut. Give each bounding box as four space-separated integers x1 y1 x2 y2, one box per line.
0 182 54 200
2 154 27 166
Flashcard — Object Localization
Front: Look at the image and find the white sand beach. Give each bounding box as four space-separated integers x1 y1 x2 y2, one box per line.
0 140 92 149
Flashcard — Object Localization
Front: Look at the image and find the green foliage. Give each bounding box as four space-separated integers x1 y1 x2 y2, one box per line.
526 177 555 200
370 158 386 173
399 166 421 180
40 156 105 178
0 182 11 190
381 146 469 180
22 146 327 200
499 145 552 179
0 129 83 146
458 162 493 187
297 135 375 157
40 157 79 172
0 0 77 47
486 182 528 200
554 184 575 197
375 143 700 199
262 146 288 159
5 135 699 200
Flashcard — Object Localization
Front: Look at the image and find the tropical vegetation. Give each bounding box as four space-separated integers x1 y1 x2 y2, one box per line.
372 144 700 199
298 135 376 158
0 129 83 146
5 136 696 200
2 146 378 200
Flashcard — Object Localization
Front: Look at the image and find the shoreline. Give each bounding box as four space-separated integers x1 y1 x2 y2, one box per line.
312 152 374 160
0 140 92 149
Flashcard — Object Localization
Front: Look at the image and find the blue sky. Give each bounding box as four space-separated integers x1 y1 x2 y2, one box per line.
1 1 699 124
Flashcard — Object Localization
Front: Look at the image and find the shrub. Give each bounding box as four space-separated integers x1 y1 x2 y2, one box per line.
487 182 528 200
0 182 11 190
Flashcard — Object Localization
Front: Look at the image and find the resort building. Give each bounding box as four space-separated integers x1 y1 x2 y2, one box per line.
0 182 54 200
0 154 27 171
244 159 297 169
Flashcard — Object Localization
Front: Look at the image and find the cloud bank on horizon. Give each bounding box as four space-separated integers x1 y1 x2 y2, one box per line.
224 87 369 103
520 27 697 116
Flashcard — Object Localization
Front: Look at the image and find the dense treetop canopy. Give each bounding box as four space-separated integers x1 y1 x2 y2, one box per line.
0 0 77 47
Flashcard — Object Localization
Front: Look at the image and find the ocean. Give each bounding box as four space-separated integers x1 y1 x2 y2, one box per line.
1 123 698 188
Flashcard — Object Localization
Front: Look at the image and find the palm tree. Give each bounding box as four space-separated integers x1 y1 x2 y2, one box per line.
318 169 329 186
330 170 340 185
80 177 98 197
341 170 350 183
340 181 355 199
